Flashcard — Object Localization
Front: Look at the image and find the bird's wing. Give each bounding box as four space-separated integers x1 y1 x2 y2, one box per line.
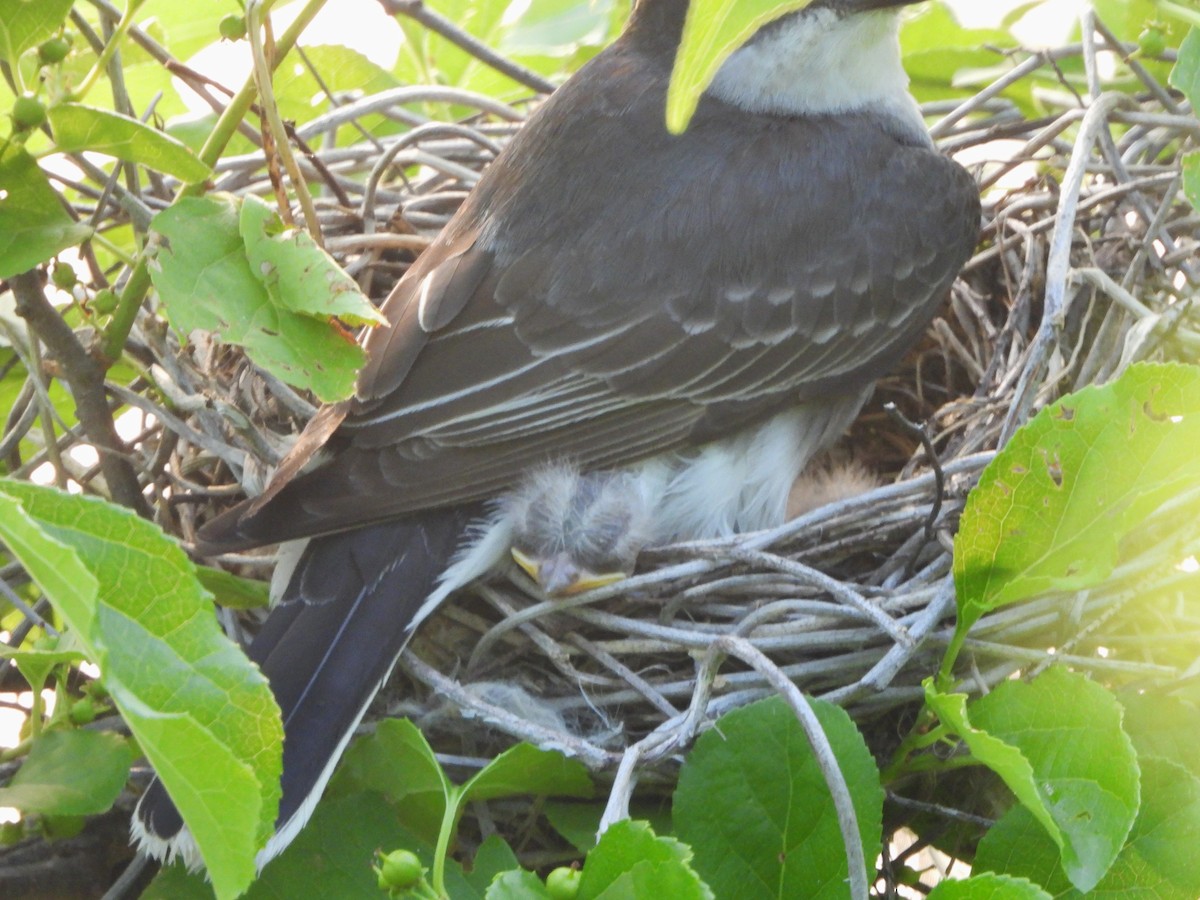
207 76 978 551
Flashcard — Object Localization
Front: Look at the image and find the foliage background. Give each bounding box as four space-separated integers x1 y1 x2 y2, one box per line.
0 0 1198 898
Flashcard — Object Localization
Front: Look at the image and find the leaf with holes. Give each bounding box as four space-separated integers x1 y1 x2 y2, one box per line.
953 362 1200 640
934 669 1139 894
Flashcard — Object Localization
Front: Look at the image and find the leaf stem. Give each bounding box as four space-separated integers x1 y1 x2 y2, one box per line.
71 0 149 101
430 785 461 899
246 0 326 247
1157 0 1200 29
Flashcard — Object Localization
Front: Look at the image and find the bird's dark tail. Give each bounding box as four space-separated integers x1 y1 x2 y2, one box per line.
132 506 476 870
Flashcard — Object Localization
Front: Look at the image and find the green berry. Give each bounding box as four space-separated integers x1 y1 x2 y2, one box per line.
91 288 118 314
69 696 96 725
11 95 47 131
219 14 247 41
546 866 581 900
377 849 423 891
51 263 77 289
38 36 72 64
1138 26 1166 58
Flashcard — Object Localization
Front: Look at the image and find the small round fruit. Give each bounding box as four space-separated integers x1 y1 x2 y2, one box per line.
1138 26 1166 58
69 696 96 725
219 14 247 41
377 849 423 890
546 866 582 900
91 288 119 314
38 36 72 64
51 263 77 289
11 95 47 130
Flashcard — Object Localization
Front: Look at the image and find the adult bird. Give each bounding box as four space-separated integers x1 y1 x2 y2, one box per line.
133 0 980 869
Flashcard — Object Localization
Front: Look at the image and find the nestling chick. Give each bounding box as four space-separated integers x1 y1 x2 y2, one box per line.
787 457 879 518
505 462 655 596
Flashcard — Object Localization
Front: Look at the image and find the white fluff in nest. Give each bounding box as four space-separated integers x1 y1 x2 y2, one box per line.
787 458 879 518
505 462 656 596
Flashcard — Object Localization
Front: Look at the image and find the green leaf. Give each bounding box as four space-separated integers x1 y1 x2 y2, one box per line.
0 144 92 278
486 869 553 900
666 0 816 133
578 820 712 900
466 834 522 895
976 758 1200 899
953 362 1200 641
673 695 883 899
1119 692 1200 778
194 564 270 609
967 668 1139 893
463 742 593 804
1182 150 1200 213
0 729 133 816
501 0 616 56
271 44 400 138
145 792 420 900
1171 28 1200 110
0 481 281 900
0 0 73 62
926 873 1052 900
330 717 450 843
148 194 374 402
48 104 212 183
0 632 86 693
238 195 385 327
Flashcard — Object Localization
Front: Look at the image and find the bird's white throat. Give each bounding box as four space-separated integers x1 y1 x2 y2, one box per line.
709 7 927 141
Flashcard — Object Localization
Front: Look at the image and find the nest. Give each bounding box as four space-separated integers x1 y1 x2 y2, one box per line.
7 10 1196 881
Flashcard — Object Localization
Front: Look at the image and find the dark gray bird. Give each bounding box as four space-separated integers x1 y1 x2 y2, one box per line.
133 0 980 870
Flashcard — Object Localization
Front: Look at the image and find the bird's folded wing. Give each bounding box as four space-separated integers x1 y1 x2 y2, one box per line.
210 89 978 550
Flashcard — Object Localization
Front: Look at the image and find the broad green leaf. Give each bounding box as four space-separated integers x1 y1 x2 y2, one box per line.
969 668 1139 893
238 195 385 327
501 0 616 56
195 564 270 610
486 869 552 900
463 742 593 804
149 194 371 401
899 5 1024 108
926 873 1052 900
666 0 816 133
925 682 1061 871
0 729 133 816
139 0 230 61
1184 151 1200 212
0 0 73 62
1171 28 1200 110
673 695 882 899
144 792 421 900
953 362 1200 641
466 834 522 895
578 820 712 900
976 758 1200 899
48 104 211 183
0 144 92 278
1119 692 1200 778
271 44 401 139
330 717 450 843
0 481 281 900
